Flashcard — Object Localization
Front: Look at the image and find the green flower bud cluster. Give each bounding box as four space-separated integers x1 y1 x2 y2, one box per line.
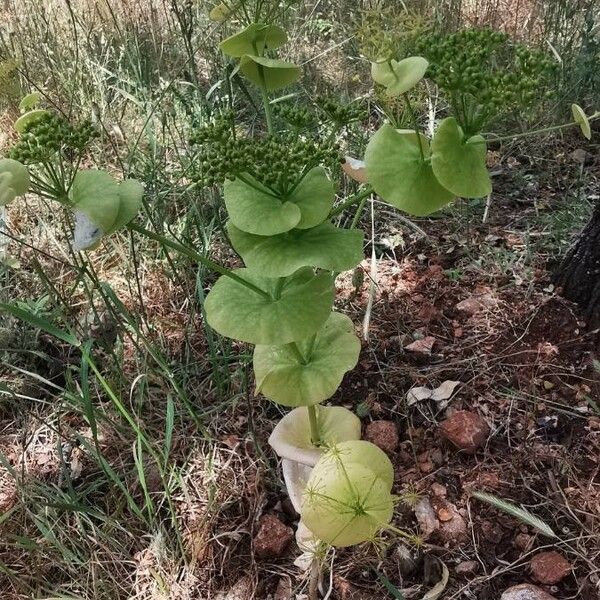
8 112 97 165
272 103 315 130
414 28 558 117
191 123 340 193
189 110 236 146
316 96 365 127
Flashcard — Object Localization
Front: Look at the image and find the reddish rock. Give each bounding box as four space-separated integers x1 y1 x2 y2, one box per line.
335 577 376 600
530 551 571 585
414 497 439 539
438 505 467 542
439 410 490 453
514 533 533 551
455 560 478 575
365 420 399 454
500 584 557 600
253 514 293 558
274 576 292 600
405 336 436 354
431 483 447 497
455 293 496 316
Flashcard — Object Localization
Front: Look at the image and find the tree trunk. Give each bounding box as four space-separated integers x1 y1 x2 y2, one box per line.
555 203 600 327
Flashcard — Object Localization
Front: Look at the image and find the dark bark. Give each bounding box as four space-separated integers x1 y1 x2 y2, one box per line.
555 203 600 327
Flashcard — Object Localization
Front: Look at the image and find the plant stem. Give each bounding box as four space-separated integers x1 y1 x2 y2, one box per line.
329 186 374 218
253 41 274 135
260 85 274 135
128 222 271 299
350 196 369 230
287 341 306 364
478 113 600 144
403 93 425 162
307 405 321 445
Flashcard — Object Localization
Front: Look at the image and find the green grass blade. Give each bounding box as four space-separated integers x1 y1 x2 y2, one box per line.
0 302 80 347
472 491 557 538
374 569 405 599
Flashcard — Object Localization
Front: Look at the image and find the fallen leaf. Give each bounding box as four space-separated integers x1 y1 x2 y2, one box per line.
406 380 460 408
342 156 368 183
405 336 435 354
422 561 449 600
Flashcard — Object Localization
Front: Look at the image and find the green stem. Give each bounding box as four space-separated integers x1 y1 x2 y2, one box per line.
403 93 425 162
128 222 271 299
288 341 307 364
307 404 321 445
260 84 274 135
253 40 273 135
350 196 369 230
329 187 374 218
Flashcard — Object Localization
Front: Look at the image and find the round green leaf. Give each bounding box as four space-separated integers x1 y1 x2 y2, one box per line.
108 179 144 233
209 2 231 22
239 55 300 91
254 312 361 406
220 23 287 57
268 406 361 466
14 109 49 133
302 456 394 547
224 168 334 236
572 103 591 140
365 125 454 216
70 170 120 233
19 92 41 112
204 267 334 345
228 222 363 278
0 159 29 206
224 175 301 236
289 167 336 229
431 117 492 198
371 56 429 96
314 440 394 488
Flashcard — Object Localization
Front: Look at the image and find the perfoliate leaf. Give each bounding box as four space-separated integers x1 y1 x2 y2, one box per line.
219 23 287 57
228 222 364 277
371 56 429 96
209 2 232 22
224 167 335 236
288 167 336 229
342 156 368 183
73 210 103 251
268 406 361 466
302 443 394 547
431 117 492 198
365 125 454 216
224 176 301 236
282 458 313 513
71 171 143 249
472 491 557 538
19 92 41 112
572 103 591 140
14 109 49 133
0 159 30 206
254 312 361 406
239 55 301 91
204 267 334 345
315 440 394 488
70 170 121 233
110 179 144 233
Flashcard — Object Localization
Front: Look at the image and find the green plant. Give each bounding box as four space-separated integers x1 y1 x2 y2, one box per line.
4 96 142 250
2 11 597 566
